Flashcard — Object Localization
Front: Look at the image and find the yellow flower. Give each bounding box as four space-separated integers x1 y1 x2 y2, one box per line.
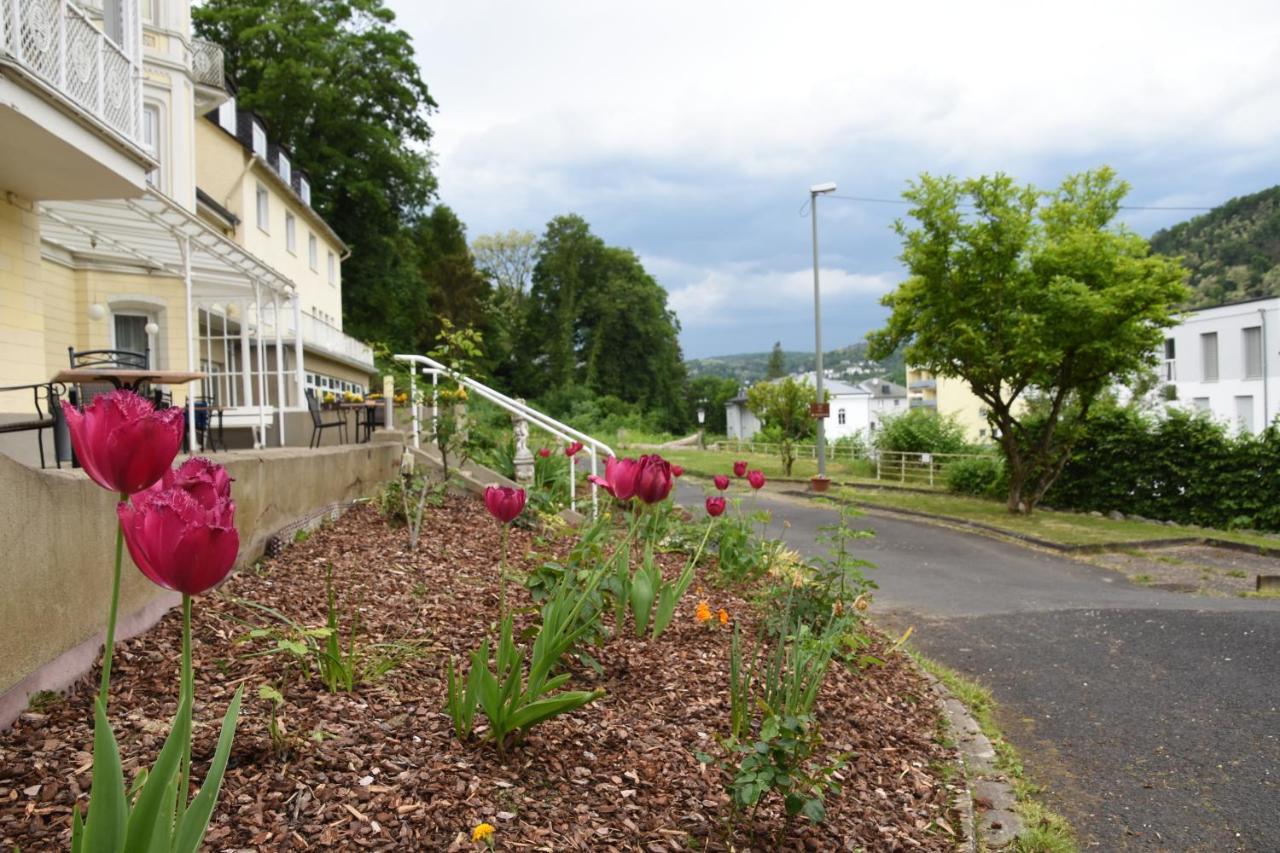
471 822 495 843
695 600 712 622
718 608 729 625
457 387 469 401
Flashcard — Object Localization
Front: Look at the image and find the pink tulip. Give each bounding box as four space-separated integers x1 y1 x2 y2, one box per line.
733 460 747 478
671 465 684 477
589 456 641 500
538 447 551 458
142 456 233 508
705 496 727 517
747 470 766 490
634 455 674 505
62 389 184 495
484 485 526 523
117 484 239 596
565 441 584 457
713 474 730 490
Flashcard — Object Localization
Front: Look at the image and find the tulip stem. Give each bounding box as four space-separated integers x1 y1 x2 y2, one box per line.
177 593 193 825
498 525 509 624
98 495 128 708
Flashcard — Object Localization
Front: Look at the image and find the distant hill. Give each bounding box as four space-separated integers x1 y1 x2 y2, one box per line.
1149 185 1280 307
687 341 906 385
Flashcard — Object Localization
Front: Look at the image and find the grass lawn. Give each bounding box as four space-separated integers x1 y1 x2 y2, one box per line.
836 486 1280 550
659 447 939 488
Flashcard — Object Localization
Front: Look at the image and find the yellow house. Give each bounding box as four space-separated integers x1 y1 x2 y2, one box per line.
0 0 375 464
906 366 997 442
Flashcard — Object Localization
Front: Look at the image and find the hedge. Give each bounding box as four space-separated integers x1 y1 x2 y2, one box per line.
1043 406 1280 531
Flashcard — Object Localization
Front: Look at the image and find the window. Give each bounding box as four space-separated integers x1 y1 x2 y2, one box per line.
251 122 267 157
1243 326 1263 379
1236 396 1255 433
1193 397 1211 413
836 408 846 425
881 384 890 394
255 184 269 232
285 213 296 254
217 97 236 134
308 233 318 270
1163 337 1177 380
142 104 160 187
277 152 291 185
299 177 311 206
113 313 151 359
327 251 336 285
1200 332 1218 381
141 0 155 23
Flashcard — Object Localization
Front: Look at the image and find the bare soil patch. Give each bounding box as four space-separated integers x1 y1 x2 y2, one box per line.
0 495 957 851
1089 544 1280 597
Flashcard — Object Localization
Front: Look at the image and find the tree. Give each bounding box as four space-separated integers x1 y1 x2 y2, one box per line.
413 206 493 356
874 409 970 454
868 167 1188 513
746 377 817 476
686 375 740 435
194 0 438 352
766 342 786 379
472 230 537 298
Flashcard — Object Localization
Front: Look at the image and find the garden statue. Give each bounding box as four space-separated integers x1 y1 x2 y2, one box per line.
512 403 534 483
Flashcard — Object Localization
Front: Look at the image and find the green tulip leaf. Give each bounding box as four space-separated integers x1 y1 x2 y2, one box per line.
175 686 243 853
121 691 191 852
82 699 127 853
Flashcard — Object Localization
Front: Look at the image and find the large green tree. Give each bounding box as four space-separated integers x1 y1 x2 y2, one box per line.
868 167 1188 513
766 342 786 379
194 0 437 352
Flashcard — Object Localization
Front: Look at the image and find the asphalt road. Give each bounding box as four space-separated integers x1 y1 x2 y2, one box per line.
674 480 1280 851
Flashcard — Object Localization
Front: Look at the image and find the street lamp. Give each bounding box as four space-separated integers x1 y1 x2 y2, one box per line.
809 181 836 492
696 403 706 449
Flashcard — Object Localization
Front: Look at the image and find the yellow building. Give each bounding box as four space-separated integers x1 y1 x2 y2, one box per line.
905 366 996 442
0 0 374 463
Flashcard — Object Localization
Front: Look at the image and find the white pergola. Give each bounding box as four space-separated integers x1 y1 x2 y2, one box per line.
38 190 306 449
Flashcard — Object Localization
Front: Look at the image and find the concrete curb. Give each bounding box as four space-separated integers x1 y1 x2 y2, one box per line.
922 672 1022 851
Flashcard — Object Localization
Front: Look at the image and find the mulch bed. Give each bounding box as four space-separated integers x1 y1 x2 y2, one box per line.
0 495 958 851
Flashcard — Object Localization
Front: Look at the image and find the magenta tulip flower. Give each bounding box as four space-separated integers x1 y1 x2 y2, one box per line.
589 456 641 500
671 465 684 477
705 496 727 517
117 485 239 596
538 447 551 458
62 389 184 495
747 470 766 490
484 485 526 524
713 474 730 490
565 441 584 457
143 456 233 507
733 460 747 478
634 455 674 505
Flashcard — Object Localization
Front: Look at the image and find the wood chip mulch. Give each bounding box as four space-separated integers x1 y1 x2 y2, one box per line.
0 495 959 851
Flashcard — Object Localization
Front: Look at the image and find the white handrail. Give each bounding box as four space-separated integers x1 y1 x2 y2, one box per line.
394 354 615 517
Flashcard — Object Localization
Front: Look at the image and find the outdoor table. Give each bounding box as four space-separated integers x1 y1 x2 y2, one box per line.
51 368 206 392
340 402 379 443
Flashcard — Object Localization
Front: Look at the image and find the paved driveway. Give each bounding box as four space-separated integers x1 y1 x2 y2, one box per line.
674 481 1280 851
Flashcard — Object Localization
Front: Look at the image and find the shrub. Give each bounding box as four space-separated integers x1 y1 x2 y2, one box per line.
875 408 971 454
946 455 1006 497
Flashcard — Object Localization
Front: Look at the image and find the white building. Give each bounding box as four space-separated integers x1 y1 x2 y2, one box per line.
723 375 906 442
1160 296 1278 435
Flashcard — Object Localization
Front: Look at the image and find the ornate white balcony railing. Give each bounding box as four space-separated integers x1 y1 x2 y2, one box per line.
191 37 223 90
0 0 141 143
261 308 373 369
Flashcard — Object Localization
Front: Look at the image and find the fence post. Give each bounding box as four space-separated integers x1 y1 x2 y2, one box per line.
929 458 935 487
900 454 905 483
876 453 881 480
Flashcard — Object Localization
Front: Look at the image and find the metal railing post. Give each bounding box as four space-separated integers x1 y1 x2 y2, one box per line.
409 364 419 449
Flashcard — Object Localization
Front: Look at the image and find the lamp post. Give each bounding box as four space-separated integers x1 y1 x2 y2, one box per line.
697 403 706 449
809 181 836 491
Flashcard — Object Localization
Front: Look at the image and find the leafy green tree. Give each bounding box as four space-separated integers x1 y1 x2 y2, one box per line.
869 167 1188 513
766 342 786 379
472 230 537 298
746 377 817 475
194 0 437 352
413 206 493 359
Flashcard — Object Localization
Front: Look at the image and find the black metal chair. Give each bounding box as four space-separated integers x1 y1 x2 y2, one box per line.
306 388 347 448
193 396 225 452
0 382 66 469
67 346 150 408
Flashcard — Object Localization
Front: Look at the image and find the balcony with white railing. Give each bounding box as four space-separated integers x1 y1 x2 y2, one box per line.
0 0 150 198
190 37 228 112
263 308 374 372
0 0 142 143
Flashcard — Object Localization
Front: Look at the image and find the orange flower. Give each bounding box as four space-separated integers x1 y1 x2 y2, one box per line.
695 600 713 622
718 608 729 625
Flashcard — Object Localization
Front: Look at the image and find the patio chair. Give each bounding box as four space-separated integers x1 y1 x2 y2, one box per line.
306 388 347 448
0 382 65 469
66 346 150 408
193 396 225 452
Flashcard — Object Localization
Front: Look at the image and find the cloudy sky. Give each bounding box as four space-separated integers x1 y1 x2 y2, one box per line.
389 0 1280 359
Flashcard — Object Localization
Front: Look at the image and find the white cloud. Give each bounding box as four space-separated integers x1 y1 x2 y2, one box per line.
663 261 897 328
